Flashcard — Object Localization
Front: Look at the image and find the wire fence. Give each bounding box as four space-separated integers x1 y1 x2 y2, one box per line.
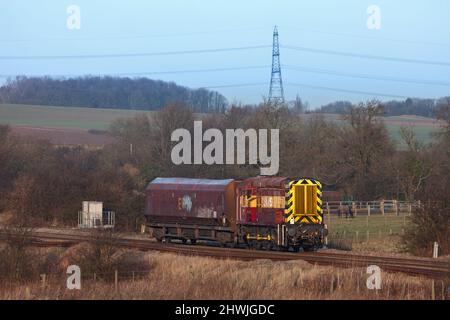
324 209 411 245
0 268 152 285
323 200 415 244
327 229 405 244
1 268 447 300
324 200 418 216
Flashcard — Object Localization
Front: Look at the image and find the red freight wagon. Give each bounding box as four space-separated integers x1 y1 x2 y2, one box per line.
145 177 237 243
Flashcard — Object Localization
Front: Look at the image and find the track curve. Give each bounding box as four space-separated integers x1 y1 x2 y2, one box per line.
1 229 448 279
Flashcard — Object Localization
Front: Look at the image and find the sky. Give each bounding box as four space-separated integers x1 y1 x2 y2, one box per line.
0 0 450 108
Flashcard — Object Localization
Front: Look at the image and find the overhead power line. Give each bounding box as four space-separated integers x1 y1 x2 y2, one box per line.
0 65 269 78
285 82 412 99
0 26 268 43
0 45 271 60
282 25 450 48
1 64 447 89
198 82 416 99
282 45 450 67
1 43 448 68
283 64 450 87
199 82 268 89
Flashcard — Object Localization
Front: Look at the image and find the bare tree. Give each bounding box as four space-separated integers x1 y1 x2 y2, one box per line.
396 127 434 201
403 178 450 256
0 224 36 281
336 100 395 199
77 230 119 281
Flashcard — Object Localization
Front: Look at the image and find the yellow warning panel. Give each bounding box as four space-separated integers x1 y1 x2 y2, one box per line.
285 178 323 224
294 184 317 215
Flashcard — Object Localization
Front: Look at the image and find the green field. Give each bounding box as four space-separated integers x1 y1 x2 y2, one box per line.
386 124 440 149
315 113 441 148
0 103 149 130
326 215 410 239
0 104 442 146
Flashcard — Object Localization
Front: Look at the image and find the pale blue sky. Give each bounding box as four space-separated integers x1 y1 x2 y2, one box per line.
1 0 449 108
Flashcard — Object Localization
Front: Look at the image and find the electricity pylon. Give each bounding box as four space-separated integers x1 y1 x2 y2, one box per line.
268 26 285 104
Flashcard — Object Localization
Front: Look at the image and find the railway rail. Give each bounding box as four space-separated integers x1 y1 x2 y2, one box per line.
0 229 449 279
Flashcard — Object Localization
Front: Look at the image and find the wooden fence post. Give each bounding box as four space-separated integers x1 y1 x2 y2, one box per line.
337 272 340 290
330 274 334 295
366 230 370 242
356 275 360 294
394 200 399 216
431 280 435 300
115 270 118 293
380 200 385 216
40 274 46 289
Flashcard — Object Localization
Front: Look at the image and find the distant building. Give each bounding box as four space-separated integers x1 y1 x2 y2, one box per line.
78 201 115 229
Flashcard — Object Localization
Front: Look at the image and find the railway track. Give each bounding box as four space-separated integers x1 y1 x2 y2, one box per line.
1 229 449 279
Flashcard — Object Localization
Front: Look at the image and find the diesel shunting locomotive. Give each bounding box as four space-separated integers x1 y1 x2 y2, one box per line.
144 176 327 251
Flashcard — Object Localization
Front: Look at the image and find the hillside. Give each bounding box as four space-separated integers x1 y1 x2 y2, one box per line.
0 76 228 113
317 97 450 118
0 103 444 148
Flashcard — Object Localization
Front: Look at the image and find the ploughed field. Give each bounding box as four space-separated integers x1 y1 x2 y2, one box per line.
0 103 143 145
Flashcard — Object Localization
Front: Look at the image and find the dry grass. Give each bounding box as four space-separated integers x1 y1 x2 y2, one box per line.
0 249 446 300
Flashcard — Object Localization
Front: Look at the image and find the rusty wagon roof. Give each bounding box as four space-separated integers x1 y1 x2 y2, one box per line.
146 177 235 192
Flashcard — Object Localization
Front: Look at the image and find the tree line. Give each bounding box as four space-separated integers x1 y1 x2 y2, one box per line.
0 76 228 113
317 96 450 117
0 99 449 255
1 76 448 118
